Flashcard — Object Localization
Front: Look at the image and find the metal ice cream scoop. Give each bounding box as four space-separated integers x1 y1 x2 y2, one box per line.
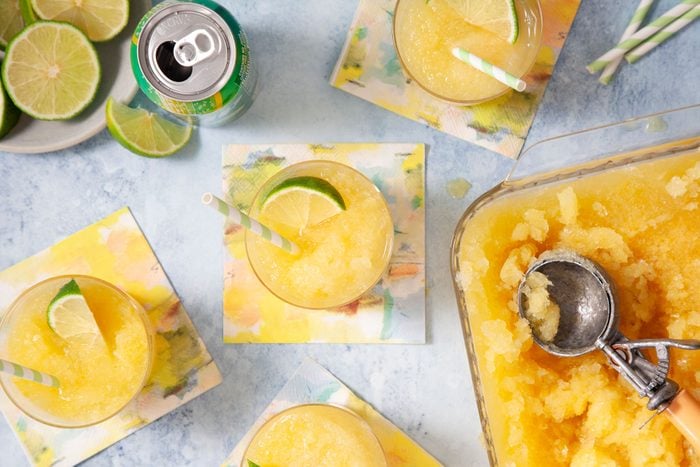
518 250 700 451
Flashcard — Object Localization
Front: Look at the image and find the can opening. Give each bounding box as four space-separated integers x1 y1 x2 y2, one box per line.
155 41 193 82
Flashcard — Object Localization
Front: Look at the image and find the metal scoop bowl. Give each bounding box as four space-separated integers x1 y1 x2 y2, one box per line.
518 250 700 452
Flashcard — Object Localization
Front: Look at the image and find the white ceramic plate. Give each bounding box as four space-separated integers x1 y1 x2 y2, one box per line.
0 0 152 154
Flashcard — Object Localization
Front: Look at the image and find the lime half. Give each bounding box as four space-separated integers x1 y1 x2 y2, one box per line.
47 279 104 343
106 98 193 158
31 0 129 42
448 0 519 44
261 176 346 231
0 77 20 139
0 0 24 49
2 21 100 120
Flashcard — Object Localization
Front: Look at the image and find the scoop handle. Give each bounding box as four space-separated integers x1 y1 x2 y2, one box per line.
665 389 700 454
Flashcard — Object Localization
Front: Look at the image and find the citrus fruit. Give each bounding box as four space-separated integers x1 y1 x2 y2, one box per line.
0 0 24 49
261 176 346 231
2 21 100 120
47 279 104 344
447 0 519 44
106 97 193 158
19 0 38 24
30 0 129 42
0 76 20 139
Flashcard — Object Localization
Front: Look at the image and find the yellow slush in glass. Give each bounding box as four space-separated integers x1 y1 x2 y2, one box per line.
393 0 542 104
245 161 394 309
243 404 387 467
0 276 153 428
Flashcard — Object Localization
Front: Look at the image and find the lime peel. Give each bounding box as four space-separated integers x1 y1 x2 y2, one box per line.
30 0 129 42
448 0 519 44
0 78 20 139
0 0 24 49
106 97 193 158
47 279 104 343
261 176 347 231
2 21 100 121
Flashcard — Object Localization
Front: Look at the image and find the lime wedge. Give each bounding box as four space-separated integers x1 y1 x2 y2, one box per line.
0 0 24 49
47 279 104 343
261 176 346 231
106 98 193 158
30 0 129 42
19 0 38 24
447 0 519 44
2 21 100 120
0 75 20 139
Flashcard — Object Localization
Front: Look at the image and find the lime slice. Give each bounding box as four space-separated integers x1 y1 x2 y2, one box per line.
0 76 20 139
106 98 193 158
30 0 129 42
19 0 38 24
261 176 346 231
0 0 24 49
2 21 100 120
447 0 519 44
47 279 104 343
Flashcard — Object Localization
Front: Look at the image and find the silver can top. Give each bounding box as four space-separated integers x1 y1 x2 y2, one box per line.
137 2 236 102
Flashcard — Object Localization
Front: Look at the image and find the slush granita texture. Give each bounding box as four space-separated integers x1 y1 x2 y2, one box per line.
394 0 541 103
246 162 393 309
457 152 700 465
244 405 386 467
1 277 151 426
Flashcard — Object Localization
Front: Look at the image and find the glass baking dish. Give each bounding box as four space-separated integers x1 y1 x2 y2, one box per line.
450 104 700 466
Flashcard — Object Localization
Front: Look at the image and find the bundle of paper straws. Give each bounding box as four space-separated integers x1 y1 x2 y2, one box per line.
587 0 700 84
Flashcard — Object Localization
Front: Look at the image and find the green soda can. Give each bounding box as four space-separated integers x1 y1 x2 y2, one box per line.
131 0 257 126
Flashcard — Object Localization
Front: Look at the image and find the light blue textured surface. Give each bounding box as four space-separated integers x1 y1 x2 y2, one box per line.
1 0 699 465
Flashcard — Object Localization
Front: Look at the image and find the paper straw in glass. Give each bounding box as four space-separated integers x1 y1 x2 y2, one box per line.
625 5 700 64
599 0 654 84
201 193 300 254
451 48 527 92
587 0 699 73
0 358 60 388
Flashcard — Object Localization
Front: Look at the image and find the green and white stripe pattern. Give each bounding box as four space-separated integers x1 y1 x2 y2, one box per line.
587 0 699 73
599 0 654 84
201 193 300 254
451 48 526 92
0 358 59 388
625 5 700 63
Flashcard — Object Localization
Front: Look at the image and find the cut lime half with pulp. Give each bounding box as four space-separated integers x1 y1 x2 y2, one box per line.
0 0 23 49
2 21 100 120
261 176 346 231
0 77 20 139
47 279 104 344
106 98 193 158
448 0 519 44
31 0 129 42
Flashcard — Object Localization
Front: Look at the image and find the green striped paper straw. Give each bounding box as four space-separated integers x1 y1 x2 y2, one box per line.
201 193 300 255
587 0 699 73
451 48 527 92
625 5 700 64
0 358 60 388
599 0 654 84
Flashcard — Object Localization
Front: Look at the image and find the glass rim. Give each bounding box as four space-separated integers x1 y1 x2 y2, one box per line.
240 402 388 467
0 274 155 429
244 159 395 310
392 0 544 106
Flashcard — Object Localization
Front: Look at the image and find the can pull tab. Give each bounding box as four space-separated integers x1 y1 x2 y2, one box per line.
173 29 215 67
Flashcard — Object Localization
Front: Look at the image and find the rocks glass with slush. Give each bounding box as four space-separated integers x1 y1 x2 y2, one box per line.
245 161 394 309
0 276 153 428
243 404 387 466
393 0 542 104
